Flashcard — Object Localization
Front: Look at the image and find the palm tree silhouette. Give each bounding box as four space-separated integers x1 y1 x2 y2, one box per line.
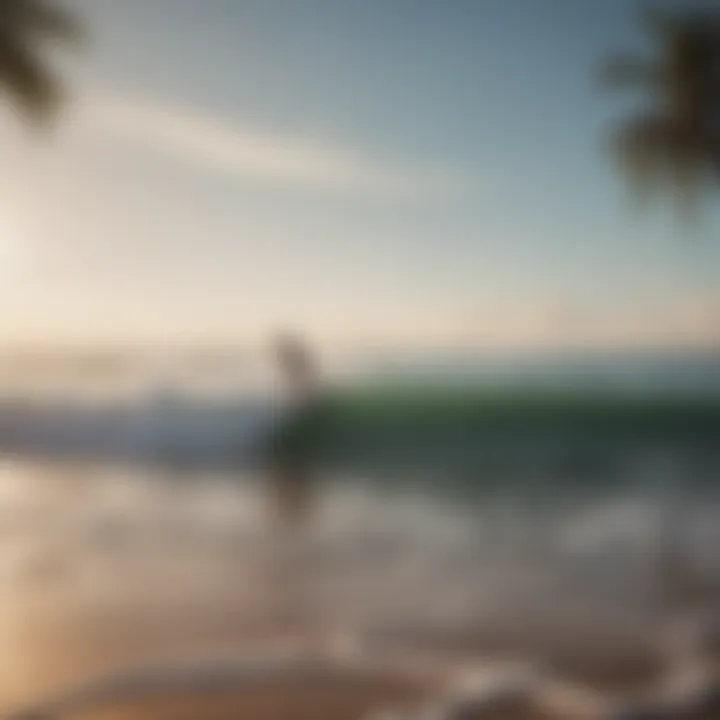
0 0 80 125
601 6 720 622
602 6 720 213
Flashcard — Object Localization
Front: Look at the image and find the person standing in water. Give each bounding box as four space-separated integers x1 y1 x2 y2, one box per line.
263 333 323 635
272 332 319 408
267 332 321 528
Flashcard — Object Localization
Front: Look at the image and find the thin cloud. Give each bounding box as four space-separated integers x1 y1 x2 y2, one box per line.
76 95 467 200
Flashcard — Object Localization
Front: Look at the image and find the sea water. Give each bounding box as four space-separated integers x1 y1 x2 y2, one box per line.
0 348 718 717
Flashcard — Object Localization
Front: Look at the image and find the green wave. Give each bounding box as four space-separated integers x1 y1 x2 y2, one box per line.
272 385 720 468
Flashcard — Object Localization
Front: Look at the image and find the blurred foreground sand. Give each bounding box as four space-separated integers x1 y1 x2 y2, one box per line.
0 461 718 719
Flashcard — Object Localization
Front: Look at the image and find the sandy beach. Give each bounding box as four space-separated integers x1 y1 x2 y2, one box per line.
0 460 717 720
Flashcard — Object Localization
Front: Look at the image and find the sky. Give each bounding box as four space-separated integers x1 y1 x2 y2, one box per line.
2 0 720 350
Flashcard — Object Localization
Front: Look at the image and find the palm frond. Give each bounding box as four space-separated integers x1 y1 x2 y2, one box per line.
602 4 720 218
664 132 709 215
0 0 80 125
611 114 711 211
1 0 82 44
611 115 666 204
600 55 663 91
0 31 63 124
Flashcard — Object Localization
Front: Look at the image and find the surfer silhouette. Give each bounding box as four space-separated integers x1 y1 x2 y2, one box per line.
272 332 318 406
267 332 320 528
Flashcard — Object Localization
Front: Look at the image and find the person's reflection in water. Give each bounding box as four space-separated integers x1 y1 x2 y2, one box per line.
259 333 325 637
266 332 321 530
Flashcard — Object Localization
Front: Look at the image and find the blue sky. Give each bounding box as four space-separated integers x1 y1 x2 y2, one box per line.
2 0 719 348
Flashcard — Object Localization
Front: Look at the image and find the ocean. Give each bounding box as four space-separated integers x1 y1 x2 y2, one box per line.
0 348 718 718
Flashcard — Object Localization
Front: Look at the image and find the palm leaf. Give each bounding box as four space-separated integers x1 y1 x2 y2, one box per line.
602 5 720 216
0 0 80 125
0 0 82 43
600 56 663 91
0 32 62 123
611 115 665 204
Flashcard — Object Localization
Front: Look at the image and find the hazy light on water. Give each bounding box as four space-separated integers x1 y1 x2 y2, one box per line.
0 439 716 717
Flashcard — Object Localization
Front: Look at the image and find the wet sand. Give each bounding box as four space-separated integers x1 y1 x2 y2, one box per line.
0 461 718 719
